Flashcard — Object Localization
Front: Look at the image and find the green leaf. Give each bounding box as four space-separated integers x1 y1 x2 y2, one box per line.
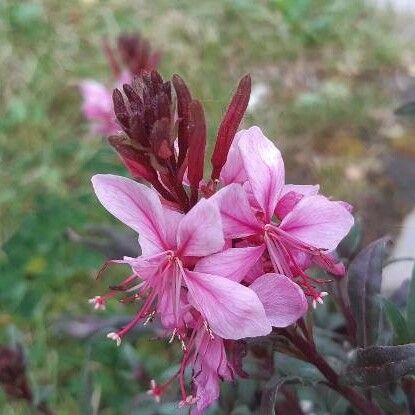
407 265 415 341
347 238 389 346
259 376 300 415
343 344 415 386
384 299 410 345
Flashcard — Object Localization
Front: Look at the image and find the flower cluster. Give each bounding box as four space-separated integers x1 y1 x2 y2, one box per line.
80 33 160 136
89 70 354 414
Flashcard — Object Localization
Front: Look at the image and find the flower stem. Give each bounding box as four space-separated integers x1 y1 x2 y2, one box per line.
281 328 384 415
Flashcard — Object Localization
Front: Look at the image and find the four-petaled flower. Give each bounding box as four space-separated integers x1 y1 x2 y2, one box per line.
213 126 354 303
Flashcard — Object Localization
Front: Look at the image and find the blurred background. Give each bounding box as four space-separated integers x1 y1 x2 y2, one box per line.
1 0 415 413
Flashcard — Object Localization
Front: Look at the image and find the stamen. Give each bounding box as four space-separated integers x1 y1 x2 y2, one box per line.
312 292 328 309
178 395 198 408
88 296 106 310
174 261 184 326
203 320 215 339
143 310 156 326
107 332 122 346
169 328 177 344
147 379 163 403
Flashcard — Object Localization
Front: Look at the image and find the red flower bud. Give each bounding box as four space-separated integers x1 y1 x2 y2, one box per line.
187 100 207 204
211 74 251 180
117 33 160 75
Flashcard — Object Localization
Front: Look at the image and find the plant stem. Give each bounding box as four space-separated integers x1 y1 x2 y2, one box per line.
282 329 384 415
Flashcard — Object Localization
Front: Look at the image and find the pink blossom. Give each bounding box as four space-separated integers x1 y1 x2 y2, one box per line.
80 33 160 138
91 174 271 341
191 333 234 414
91 174 279 408
212 126 354 303
80 80 119 136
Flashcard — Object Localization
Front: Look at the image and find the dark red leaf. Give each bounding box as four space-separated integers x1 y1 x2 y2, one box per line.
172 74 192 168
108 135 155 181
187 100 207 190
112 89 129 128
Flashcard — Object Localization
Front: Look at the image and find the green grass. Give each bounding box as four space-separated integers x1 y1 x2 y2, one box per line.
0 0 412 413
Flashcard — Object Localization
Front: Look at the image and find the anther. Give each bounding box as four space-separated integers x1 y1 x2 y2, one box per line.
107 332 122 346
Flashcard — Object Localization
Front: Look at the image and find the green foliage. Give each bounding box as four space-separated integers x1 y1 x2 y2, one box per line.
384 299 410 345
382 264 415 346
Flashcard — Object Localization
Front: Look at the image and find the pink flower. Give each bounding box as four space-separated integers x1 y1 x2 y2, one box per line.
91 173 283 408
80 80 119 136
213 127 354 303
191 333 234 414
91 173 271 341
81 33 160 138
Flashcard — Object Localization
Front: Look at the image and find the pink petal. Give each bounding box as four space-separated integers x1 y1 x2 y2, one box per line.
211 184 261 239
91 174 167 255
338 200 353 213
194 245 265 282
184 270 271 339
238 126 285 221
163 207 183 250
250 273 307 327
220 129 247 185
177 198 224 257
80 80 118 135
192 367 219 415
276 184 320 219
279 195 354 251
192 336 232 414
281 184 320 198
243 256 265 284
158 274 190 330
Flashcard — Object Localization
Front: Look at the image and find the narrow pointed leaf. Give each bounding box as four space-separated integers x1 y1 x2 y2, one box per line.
347 238 389 346
343 344 415 386
384 299 410 345
172 74 192 168
211 74 251 180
